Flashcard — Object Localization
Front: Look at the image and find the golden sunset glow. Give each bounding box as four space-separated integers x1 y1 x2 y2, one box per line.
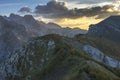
54 17 103 30
35 0 120 30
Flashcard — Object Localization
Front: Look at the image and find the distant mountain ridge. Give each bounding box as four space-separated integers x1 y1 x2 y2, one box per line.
88 15 120 42
0 13 87 60
9 13 87 37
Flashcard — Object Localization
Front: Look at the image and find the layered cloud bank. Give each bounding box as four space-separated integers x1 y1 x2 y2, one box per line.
18 0 120 30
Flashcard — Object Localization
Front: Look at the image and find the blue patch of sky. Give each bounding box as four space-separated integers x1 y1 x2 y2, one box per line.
0 0 50 15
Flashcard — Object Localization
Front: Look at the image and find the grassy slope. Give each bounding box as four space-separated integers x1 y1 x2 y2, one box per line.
75 34 120 61
14 34 120 80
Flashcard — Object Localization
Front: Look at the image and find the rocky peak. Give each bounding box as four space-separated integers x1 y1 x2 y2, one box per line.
23 15 35 21
10 13 21 18
9 13 23 21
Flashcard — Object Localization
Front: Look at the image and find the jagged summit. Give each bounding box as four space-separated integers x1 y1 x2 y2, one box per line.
23 15 35 21
9 13 20 17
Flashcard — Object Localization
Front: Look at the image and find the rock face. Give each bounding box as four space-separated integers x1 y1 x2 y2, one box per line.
0 16 29 60
83 45 120 68
2 38 56 80
88 16 120 42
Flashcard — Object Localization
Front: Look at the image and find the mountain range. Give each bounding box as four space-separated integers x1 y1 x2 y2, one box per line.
0 14 87 61
0 14 120 80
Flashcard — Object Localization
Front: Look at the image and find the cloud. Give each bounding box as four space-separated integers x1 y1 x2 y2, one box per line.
35 0 68 14
18 6 31 13
61 5 119 19
34 1 120 19
60 0 114 4
19 0 120 19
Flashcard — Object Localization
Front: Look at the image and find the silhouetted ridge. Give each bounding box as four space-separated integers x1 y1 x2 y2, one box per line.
88 15 120 42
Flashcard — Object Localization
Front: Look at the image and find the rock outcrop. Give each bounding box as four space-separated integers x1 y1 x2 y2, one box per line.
83 45 120 68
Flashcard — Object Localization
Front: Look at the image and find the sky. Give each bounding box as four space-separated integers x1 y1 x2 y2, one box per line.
0 0 49 15
0 0 120 30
